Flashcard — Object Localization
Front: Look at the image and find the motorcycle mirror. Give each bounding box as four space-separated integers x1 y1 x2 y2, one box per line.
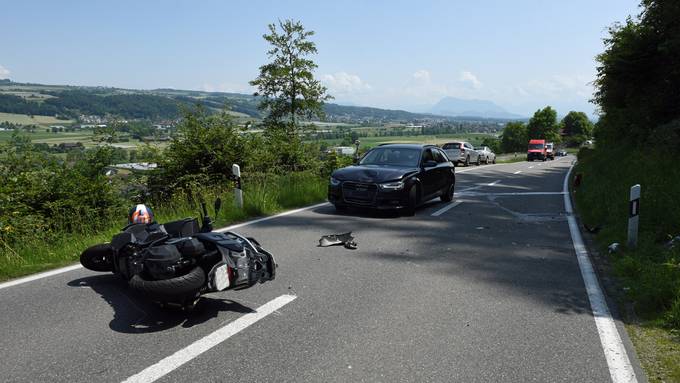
214 197 222 217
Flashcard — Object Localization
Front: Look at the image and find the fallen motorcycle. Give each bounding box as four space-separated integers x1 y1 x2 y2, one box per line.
80 199 276 309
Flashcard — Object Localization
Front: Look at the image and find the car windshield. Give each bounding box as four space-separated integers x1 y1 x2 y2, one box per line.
528 143 545 149
360 147 420 167
442 143 461 149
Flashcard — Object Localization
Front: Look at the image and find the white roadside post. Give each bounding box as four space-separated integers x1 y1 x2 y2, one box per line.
627 184 641 248
232 164 243 209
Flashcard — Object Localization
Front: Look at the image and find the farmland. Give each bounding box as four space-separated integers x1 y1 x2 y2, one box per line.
0 112 74 126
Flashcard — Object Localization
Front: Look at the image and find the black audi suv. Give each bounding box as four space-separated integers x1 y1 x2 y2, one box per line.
328 144 456 215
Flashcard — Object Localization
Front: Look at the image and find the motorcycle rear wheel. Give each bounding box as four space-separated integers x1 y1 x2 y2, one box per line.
129 266 206 299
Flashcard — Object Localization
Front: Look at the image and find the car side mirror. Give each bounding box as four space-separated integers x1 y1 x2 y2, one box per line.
423 160 437 168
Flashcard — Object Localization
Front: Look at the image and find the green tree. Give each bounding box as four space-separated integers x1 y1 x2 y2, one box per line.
480 136 501 154
500 121 528 153
561 111 593 146
152 107 252 194
250 19 332 135
526 106 560 142
594 0 680 149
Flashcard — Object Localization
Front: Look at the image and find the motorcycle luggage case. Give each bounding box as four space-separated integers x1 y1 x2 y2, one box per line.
144 245 182 280
163 218 200 238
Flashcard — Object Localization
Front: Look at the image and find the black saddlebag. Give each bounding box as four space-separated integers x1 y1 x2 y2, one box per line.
144 245 182 280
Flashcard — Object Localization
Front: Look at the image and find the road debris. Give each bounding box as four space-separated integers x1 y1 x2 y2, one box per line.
318 232 358 250
608 242 620 254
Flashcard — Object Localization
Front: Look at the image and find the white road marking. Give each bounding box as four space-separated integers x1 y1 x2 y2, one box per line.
528 166 534 169
458 191 566 197
0 203 330 291
431 201 463 216
563 165 637 383
122 294 297 383
216 202 329 232
513 170 522 174
487 180 501 186
0 265 83 291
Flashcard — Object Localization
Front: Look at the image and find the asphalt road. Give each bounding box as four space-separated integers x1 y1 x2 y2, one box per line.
0 156 644 382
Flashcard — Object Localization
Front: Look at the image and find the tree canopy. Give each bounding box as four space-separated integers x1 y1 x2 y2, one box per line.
526 106 560 142
250 19 332 134
561 111 593 147
500 121 528 153
593 0 680 149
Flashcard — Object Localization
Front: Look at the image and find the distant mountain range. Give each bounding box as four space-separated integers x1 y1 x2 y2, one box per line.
0 80 524 123
428 97 524 119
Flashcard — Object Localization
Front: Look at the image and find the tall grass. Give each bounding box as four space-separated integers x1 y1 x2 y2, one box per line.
573 147 680 328
0 172 328 281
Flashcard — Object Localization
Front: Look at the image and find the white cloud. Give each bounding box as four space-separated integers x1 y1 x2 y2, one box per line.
0 65 10 79
322 72 371 95
524 74 593 99
458 71 482 89
412 69 431 82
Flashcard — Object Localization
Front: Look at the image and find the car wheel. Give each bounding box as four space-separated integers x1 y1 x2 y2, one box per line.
484 156 489 165
464 156 470 167
492 157 496 164
476 156 481 166
440 182 454 202
403 185 417 216
334 203 347 212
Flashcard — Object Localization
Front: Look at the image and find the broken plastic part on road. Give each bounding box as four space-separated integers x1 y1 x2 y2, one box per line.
318 232 358 249
608 242 620 254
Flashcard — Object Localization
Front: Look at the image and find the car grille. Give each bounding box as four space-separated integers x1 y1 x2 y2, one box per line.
342 182 377 205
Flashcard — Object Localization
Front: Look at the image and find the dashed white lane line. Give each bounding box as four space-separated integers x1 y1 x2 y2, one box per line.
431 200 463 216
563 165 637 383
528 166 535 169
513 170 522 174
122 294 297 383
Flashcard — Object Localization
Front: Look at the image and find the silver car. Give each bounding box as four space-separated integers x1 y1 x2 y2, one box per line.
442 141 480 166
475 146 496 164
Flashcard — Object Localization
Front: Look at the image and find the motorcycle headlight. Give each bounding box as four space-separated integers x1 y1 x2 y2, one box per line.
378 181 405 190
329 177 341 186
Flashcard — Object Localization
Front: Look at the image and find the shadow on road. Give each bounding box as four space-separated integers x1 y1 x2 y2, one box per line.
67 275 255 334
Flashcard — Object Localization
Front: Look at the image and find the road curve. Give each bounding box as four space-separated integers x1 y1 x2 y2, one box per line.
0 156 645 382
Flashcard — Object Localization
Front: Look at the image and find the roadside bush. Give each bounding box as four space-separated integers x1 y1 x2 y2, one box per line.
574 146 680 329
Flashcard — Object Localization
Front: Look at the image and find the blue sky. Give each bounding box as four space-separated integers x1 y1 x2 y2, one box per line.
2 0 640 116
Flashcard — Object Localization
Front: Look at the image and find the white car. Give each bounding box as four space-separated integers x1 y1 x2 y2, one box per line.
475 146 496 164
442 141 480 166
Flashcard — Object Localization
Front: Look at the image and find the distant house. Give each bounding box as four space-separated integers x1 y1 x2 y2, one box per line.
110 162 158 172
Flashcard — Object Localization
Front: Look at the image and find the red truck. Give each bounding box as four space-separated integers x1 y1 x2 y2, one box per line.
527 139 547 161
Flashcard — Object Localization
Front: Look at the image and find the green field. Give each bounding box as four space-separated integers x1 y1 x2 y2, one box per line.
0 112 74 126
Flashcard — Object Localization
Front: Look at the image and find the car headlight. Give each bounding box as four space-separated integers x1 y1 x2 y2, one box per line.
330 177 341 186
378 181 405 190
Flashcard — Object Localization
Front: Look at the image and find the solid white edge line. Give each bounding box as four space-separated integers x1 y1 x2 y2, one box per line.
215 202 329 232
122 294 297 383
563 164 637 383
513 170 522 174
0 203 330 290
0 264 83 290
431 200 463 217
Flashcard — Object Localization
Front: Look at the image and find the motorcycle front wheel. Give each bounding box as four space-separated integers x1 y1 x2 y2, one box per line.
80 243 114 272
